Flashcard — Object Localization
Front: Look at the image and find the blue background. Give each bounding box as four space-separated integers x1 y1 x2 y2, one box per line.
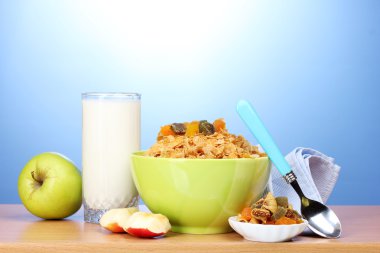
1 1 379 204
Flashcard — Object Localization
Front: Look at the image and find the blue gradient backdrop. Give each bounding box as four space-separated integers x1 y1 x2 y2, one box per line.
1 1 379 204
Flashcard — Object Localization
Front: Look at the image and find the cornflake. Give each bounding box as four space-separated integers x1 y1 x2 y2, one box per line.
146 129 266 159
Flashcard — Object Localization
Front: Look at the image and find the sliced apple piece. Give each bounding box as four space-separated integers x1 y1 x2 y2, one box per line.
99 207 138 233
123 212 171 238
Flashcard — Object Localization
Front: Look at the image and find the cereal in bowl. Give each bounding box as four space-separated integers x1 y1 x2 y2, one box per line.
145 118 266 159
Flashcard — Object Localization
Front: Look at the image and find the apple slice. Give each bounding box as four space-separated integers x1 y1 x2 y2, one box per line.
99 207 138 233
123 212 171 238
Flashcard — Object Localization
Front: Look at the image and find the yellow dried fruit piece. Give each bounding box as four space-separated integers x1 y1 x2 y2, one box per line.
185 121 199 137
262 192 278 214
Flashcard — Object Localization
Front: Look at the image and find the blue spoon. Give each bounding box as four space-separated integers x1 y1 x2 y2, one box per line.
237 99 341 238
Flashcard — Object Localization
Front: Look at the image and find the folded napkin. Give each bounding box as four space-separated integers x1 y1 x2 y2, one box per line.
268 147 341 213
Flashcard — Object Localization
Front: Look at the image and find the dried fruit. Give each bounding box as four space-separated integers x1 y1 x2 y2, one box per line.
213 118 226 132
275 216 297 225
237 193 303 225
252 208 271 223
240 207 252 221
252 198 264 209
171 123 186 135
285 209 302 220
262 192 278 214
272 206 287 221
275 197 288 208
199 120 215 135
185 121 199 136
146 118 265 159
158 125 175 140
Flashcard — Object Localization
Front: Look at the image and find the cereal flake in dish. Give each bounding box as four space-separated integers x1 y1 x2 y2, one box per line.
145 118 266 159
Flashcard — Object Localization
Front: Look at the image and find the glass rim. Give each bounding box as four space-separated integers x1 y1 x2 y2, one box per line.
82 92 141 100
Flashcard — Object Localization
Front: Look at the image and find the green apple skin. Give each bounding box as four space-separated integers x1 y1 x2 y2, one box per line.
18 152 82 219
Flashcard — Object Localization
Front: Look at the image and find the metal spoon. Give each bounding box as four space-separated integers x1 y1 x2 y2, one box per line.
236 100 342 238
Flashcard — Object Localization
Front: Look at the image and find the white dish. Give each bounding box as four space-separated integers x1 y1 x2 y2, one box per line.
228 216 308 243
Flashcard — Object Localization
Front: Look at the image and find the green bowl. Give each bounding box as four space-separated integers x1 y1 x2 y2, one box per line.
131 151 270 234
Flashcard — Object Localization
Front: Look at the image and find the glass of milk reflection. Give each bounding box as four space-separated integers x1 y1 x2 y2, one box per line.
82 92 140 223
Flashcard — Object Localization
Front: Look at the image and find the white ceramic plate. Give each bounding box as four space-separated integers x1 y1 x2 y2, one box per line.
228 216 308 243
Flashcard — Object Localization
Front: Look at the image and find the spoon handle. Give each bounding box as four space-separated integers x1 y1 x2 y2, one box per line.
236 100 292 176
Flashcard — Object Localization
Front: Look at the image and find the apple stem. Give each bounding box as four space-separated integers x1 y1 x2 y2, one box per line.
31 171 43 186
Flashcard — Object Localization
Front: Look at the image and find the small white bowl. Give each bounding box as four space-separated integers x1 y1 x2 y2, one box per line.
228 216 308 243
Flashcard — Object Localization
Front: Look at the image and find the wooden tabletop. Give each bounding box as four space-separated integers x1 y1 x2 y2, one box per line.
0 205 379 253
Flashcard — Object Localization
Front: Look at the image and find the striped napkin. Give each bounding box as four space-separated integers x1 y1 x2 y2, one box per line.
268 147 341 212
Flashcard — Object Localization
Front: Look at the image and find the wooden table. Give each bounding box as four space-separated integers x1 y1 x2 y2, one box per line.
0 205 379 253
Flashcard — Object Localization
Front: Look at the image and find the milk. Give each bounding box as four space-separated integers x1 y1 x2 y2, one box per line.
82 93 140 223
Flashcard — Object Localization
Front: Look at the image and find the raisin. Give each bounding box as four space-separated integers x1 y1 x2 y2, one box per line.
199 120 215 135
171 123 186 135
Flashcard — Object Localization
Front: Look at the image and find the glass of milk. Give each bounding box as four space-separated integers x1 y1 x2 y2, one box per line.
82 92 141 223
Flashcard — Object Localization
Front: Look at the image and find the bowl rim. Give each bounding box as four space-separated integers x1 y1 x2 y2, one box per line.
228 216 308 242
132 151 269 162
228 216 309 228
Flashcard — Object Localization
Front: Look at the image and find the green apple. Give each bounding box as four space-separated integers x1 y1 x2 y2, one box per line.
18 152 82 219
